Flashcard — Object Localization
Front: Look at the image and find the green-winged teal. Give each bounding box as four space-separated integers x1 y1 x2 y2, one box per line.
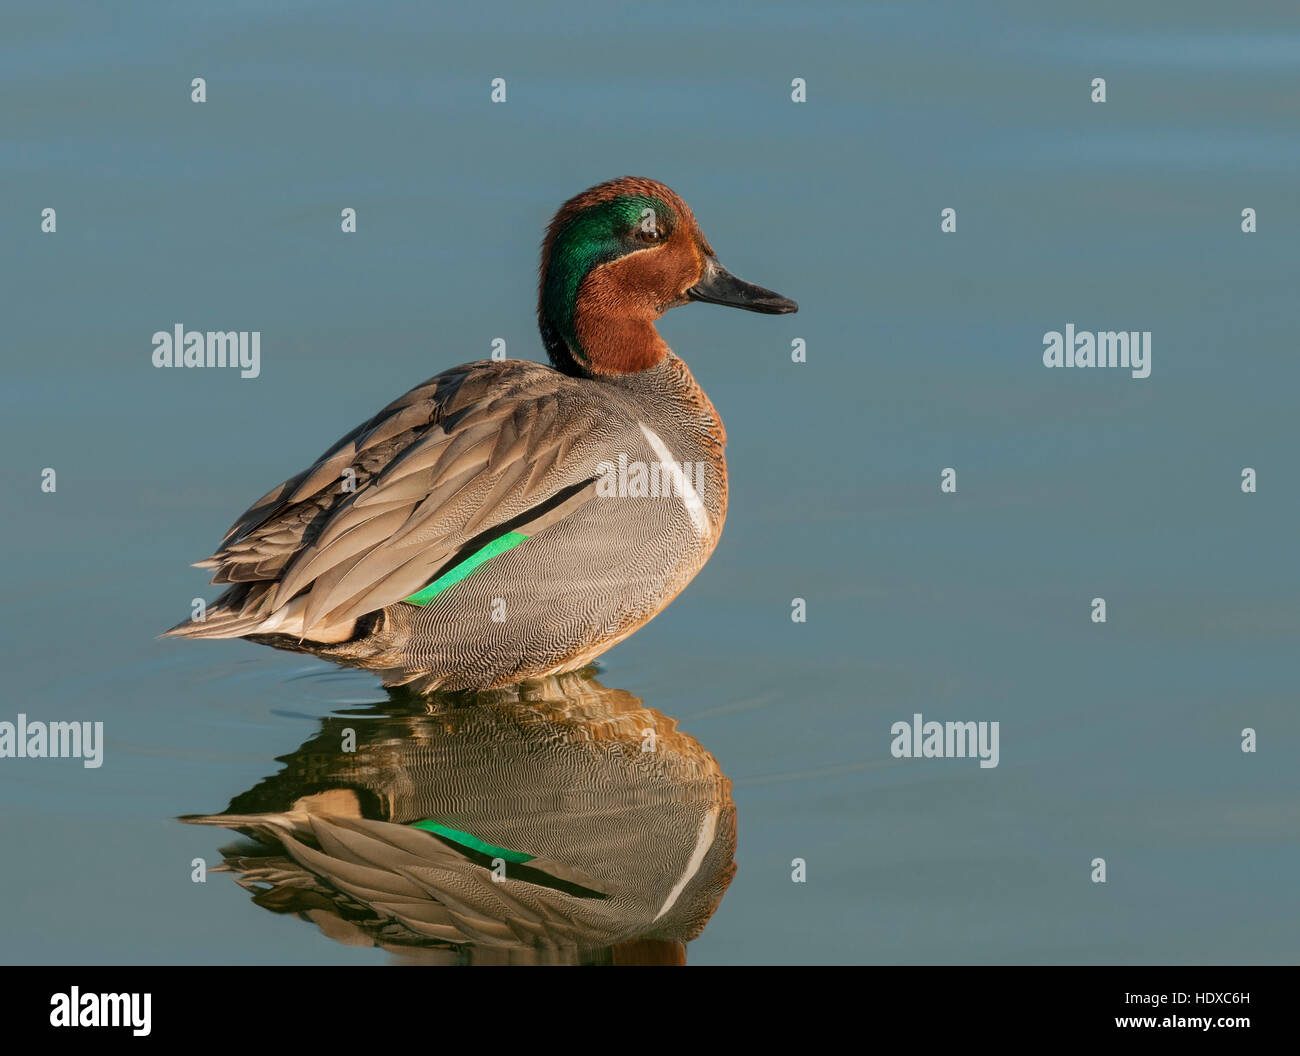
165 177 797 689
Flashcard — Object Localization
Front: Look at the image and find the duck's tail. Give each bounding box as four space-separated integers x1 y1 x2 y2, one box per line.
160 582 280 640
162 581 369 659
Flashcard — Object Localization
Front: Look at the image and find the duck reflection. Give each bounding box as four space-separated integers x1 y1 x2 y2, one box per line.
184 670 736 964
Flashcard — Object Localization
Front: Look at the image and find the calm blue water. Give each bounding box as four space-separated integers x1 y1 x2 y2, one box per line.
2 0 1297 964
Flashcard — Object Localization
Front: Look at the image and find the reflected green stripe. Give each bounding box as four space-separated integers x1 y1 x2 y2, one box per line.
403 531 529 605
410 821 534 863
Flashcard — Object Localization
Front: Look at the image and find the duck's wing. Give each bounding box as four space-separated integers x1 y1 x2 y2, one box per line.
177 360 614 641
183 806 618 946
187 812 616 950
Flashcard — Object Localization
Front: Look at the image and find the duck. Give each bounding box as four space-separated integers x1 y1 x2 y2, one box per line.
164 176 797 690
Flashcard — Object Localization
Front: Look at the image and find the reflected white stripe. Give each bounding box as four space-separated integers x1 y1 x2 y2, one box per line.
652 804 719 922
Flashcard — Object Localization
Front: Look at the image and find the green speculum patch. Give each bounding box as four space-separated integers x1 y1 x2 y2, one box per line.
403 530 529 606
541 195 673 364
410 820 535 863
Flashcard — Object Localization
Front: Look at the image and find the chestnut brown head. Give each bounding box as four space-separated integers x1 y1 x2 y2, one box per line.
538 177 797 376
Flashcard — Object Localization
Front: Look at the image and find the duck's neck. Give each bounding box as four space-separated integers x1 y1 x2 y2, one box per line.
540 311 668 377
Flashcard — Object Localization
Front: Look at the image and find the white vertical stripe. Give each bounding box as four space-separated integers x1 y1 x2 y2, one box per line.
638 423 711 537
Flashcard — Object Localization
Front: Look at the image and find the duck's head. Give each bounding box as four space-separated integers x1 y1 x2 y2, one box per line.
538 176 797 376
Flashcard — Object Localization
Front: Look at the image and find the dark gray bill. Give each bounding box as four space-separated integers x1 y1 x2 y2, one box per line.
687 256 798 314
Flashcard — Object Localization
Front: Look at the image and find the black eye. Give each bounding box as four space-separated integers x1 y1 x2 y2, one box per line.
636 223 666 242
